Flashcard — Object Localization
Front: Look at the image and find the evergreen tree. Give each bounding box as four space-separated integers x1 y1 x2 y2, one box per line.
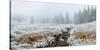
30 16 34 24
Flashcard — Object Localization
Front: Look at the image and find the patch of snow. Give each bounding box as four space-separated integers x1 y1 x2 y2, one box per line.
70 21 96 34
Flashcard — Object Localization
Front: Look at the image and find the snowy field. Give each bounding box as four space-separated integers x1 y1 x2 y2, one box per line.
10 21 96 50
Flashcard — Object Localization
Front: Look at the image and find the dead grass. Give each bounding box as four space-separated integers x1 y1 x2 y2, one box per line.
16 32 57 44
74 32 96 41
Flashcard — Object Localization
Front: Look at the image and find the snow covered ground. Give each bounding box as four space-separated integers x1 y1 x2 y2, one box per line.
10 21 96 50
68 21 96 46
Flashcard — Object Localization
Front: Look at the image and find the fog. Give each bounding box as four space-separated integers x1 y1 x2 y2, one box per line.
11 1 95 24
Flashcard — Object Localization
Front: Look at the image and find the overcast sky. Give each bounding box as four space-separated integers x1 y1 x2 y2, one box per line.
11 0 95 24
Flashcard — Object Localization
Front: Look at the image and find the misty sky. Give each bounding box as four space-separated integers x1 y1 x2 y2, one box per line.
11 1 95 24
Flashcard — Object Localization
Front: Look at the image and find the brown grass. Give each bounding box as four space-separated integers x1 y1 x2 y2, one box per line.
74 32 96 41
16 32 57 44
16 34 45 44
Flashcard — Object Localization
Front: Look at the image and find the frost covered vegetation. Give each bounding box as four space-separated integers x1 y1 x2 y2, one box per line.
11 1 96 50
10 21 96 50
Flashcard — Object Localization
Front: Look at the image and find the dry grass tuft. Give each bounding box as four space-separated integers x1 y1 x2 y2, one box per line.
16 34 45 44
16 31 57 44
74 32 96 41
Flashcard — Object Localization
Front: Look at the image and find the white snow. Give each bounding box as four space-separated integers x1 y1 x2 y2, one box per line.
67 21 96 46
11 21 96 50
70 21 96 34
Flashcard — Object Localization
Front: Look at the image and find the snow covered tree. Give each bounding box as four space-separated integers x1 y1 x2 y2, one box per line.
74 6 96 24
64 12 70 24
30 16 34 24
53 14 64 24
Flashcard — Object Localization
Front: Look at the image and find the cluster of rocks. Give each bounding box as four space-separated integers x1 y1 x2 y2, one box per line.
46 28 71 47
